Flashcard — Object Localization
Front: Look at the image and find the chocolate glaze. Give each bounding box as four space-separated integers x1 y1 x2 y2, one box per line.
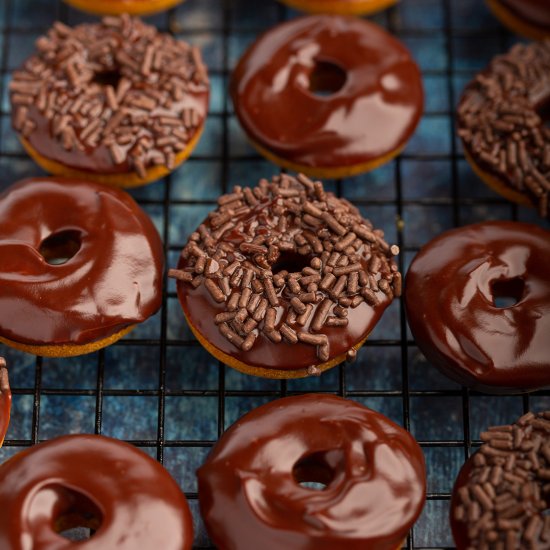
405 221 550 393
198 394 426 550
0 178 164 345
231 15 423 170
0 359 11 445
497 0 550 33
0 434 194 549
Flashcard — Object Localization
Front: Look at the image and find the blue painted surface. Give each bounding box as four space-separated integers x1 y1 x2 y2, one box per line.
0 0 549 548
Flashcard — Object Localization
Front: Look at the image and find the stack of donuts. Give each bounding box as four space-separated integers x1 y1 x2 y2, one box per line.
0 0 548 549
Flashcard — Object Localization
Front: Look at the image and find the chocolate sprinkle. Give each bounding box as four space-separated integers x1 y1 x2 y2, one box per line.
170 174 400 369
10 15 209 178
0 358 8 395
457 40 550 219
454 411 550 549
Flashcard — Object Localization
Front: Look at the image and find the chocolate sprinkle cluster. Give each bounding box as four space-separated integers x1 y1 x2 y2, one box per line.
169 174 400 366
454 412 550 549
457 40 550 219
10 15 209 177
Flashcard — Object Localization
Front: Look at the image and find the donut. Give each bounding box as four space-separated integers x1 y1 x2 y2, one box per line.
0 434 194 549
198 394 426 550
0 177 164 358
169 173 401 379
230 15 423 179
457 40 550 220
486 0 550 41
451 411 550 548
63 0 184 16
277 0 397 16
10 16 209 188
405 221 550 394
0 358 11 447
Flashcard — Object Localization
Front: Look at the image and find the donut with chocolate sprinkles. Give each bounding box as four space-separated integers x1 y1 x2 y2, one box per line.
10 15 209 188
451 411 550 549
169 173 401 379
457 40 550 220
0 358 11 447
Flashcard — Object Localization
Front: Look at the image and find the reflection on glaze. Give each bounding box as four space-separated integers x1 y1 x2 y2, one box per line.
231 15 423 169
0 178 164 345
198 394 426 550
405 221 550 393
0 435 193 549
498 0 550 30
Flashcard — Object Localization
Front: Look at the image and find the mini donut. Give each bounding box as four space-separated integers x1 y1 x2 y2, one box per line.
457 40 550 220
169 173 402 379
230 15 423 179
0 434 194 549
0 177 164 358
0 358 11 447
277 0 397 16
451 411 550 548
486 0 550 41
405 221 550 394
10 16 209 188
63 0 184 17
198 394 426 550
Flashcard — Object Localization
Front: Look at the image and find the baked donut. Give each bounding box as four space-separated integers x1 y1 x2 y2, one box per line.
0 358 10 447
0 177 164 358
169 173 401 379
451 411 550 549
457 40 550 220
198 394 426 550
277 0 397 16
486 0 550 41
10 16 209 188
0 434 194 549
405 221 550 394
230 15 423 179
63 0 184 16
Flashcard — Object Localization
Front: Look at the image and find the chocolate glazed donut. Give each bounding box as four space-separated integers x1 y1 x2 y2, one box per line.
198 394 426 550
405 221 550 393
0 358 11 446
0 435 194 549
231 15 423 178
0 178 164 356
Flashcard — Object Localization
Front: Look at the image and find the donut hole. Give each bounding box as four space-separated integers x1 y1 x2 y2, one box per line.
491 277 525 308
293 449 344 491
39 230 82 265
92 69 122 89
309 60 347 97
272 251 312 276
32 484 102 541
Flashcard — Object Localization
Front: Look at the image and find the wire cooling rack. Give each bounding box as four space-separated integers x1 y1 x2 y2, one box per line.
1 0 549 547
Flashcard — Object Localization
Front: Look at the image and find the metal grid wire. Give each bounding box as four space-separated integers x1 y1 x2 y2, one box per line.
0 0 549 548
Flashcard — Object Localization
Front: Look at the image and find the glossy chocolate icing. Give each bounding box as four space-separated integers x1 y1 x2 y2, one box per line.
231 15 423 170
198 394 426 550
0 434 194 549
0 178 164 345
498 0 550 32
405 221 550 393
0 359 11 445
